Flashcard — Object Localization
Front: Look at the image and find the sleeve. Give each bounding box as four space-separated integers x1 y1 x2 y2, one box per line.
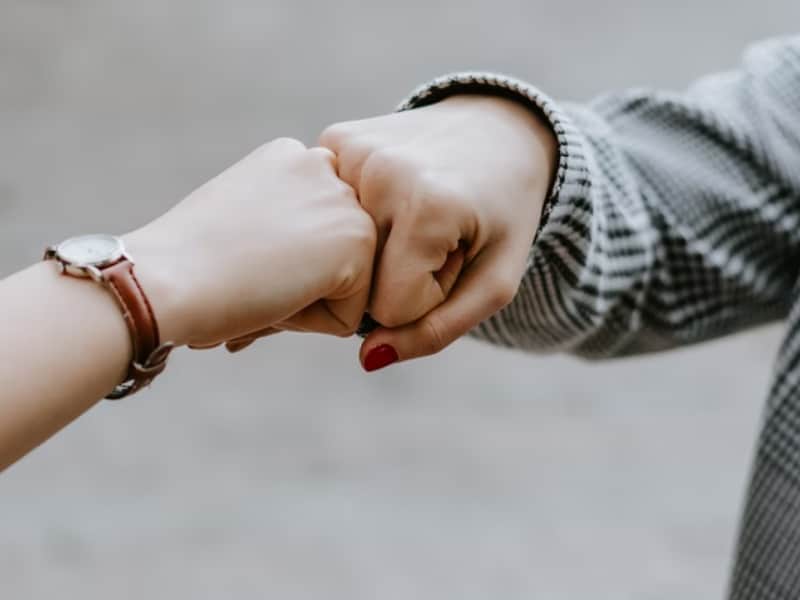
399 36 800 359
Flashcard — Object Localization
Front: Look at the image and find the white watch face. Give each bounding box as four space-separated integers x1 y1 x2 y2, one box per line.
56 234 125 267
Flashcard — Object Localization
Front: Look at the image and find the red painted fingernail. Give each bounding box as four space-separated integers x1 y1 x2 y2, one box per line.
363 344 399 372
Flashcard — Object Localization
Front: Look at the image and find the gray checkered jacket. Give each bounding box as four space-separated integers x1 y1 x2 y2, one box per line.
403 36 800 598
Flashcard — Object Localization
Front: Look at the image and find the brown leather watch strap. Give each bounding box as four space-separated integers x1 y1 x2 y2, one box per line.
102 259 173 399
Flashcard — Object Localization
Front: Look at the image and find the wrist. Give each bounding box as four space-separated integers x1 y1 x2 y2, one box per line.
122 229 191 348
399 73 571 236
443 94 559 197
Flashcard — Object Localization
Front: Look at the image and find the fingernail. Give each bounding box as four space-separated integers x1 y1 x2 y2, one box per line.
363 344 399 372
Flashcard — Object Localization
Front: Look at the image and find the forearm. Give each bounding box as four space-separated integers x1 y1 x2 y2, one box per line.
0 261 131 470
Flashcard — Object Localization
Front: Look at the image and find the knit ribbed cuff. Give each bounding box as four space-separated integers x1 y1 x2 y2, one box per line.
397 72 587 240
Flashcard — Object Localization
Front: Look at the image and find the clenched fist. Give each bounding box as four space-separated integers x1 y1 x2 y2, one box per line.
320 95 557 369
125 139 376 350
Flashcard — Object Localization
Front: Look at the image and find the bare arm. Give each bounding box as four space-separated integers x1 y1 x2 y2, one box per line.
0 262 131 469
0 139 375 471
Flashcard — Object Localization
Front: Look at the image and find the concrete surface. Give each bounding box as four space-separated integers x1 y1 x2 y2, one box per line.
1 1 799 598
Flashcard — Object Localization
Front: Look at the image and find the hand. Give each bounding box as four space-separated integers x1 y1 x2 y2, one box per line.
123 138 376 349
319 95 557 369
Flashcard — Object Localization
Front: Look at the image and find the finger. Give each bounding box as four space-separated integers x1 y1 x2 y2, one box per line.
365 170 478 327
367 210 463 327
307 146 337 169
280 298 362 337
225 327 282 353
434 245 466 300
318 123 371 189
318 122 349 153
359 246 520 369
365 243 465 329
188 341 224 350
227 326 282 344
225 339 255 353
325 252 374 337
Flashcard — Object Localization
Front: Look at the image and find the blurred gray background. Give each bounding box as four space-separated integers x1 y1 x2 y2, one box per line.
2 1 799 599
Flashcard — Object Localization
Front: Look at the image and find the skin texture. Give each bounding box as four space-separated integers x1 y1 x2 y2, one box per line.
319 95 558 367
0 139 375 470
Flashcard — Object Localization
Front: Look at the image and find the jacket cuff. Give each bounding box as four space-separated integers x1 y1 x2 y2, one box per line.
398 72 589 239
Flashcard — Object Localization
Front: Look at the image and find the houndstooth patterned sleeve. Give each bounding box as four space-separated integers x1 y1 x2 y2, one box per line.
400 36 800 359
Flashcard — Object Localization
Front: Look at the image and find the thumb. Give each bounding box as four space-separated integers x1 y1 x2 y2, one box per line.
358 247 519 371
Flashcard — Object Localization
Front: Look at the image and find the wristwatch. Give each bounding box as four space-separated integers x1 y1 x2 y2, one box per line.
44 234 174 399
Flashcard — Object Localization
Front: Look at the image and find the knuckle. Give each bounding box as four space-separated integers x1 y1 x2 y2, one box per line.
413 169 442 193
300 147 338 176
369 299 405 329
324 298 367 339
487 274 520 311
306 146 336 163
361 145 416 184
329 214 376 287
333 321 358 338
338 203 377 248
405 172 464 225
336 259 367 296
361 147 396 182
335 177 359 202
249 142 275 161
340 314 363 337
359 148 402 202
335 232 375 291
420 313 448 356
354 211 378 249
319 122 354 148
251 138 306 163
415 172 467 210
268 137 306 154
406 189 436 223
